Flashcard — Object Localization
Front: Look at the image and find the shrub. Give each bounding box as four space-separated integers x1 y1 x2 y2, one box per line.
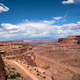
16 72 21 77
43 76 46 79
37 73 40 76
27 66 29 68
36 70 38 72
33 68 36 70
11 67 16 70
10 74 16 79
19 46 22 48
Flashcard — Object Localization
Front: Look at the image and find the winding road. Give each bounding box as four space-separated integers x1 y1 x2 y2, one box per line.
3 59 39 80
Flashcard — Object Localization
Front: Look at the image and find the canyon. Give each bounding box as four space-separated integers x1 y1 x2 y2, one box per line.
0 36 80 80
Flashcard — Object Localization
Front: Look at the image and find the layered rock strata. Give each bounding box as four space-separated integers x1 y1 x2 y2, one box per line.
3 45 50 69
0 52 6 80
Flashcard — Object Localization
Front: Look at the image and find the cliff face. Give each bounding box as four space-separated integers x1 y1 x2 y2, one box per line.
0 53 6 80
3 45 49 69
58 36 80 45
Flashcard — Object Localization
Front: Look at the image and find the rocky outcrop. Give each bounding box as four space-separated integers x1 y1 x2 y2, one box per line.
58 36 80 45
3 47 28 56
0 52 6 80
16 46 50 68
3 45 50 69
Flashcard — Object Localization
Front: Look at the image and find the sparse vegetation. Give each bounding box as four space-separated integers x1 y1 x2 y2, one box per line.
36 70 39 72
16 72 21 77
7 72 21 79
11 67 16 70
10 74 16 79
27 65 29 68
19 46 22 48
43 76 46 79
33 68 36 70
37 73 40 76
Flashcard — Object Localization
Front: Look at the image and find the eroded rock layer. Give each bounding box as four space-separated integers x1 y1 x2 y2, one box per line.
2 45 49 69
0 53 6 80
58 36 80 45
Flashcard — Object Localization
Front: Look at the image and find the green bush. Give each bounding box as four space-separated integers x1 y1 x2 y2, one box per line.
37 73 40 76
16 72 21 77
33 68 36 70
43 76 46 79
10 74 16 79
11 67 16 70
27 66 29 68
19 46 22 48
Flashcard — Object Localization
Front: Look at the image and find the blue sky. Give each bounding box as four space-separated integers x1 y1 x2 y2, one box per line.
0 0 80 41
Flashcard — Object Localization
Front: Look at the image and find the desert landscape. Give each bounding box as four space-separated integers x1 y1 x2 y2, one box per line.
0 35 80 80
0 0 80 80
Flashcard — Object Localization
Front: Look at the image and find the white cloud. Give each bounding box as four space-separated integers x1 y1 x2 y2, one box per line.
1 23 19 29
1 23 21 33
62 0 80 4
62 0 74 4
53 16 63 20
0 20 80 41
62 21 80 29
0 3 9 13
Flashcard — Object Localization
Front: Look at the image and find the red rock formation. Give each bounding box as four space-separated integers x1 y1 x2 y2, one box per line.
58 36 80 45
3 45 50 69
0 52 6 80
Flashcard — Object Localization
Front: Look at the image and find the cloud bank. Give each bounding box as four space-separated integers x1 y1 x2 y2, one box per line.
0 20 80 41
0 3 9 13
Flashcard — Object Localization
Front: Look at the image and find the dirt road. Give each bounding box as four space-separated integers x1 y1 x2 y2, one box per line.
3 59 39 80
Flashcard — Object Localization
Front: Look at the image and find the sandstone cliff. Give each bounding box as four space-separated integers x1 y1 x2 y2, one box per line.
0 52 6 80
58 36 80 45
2 44 50 69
